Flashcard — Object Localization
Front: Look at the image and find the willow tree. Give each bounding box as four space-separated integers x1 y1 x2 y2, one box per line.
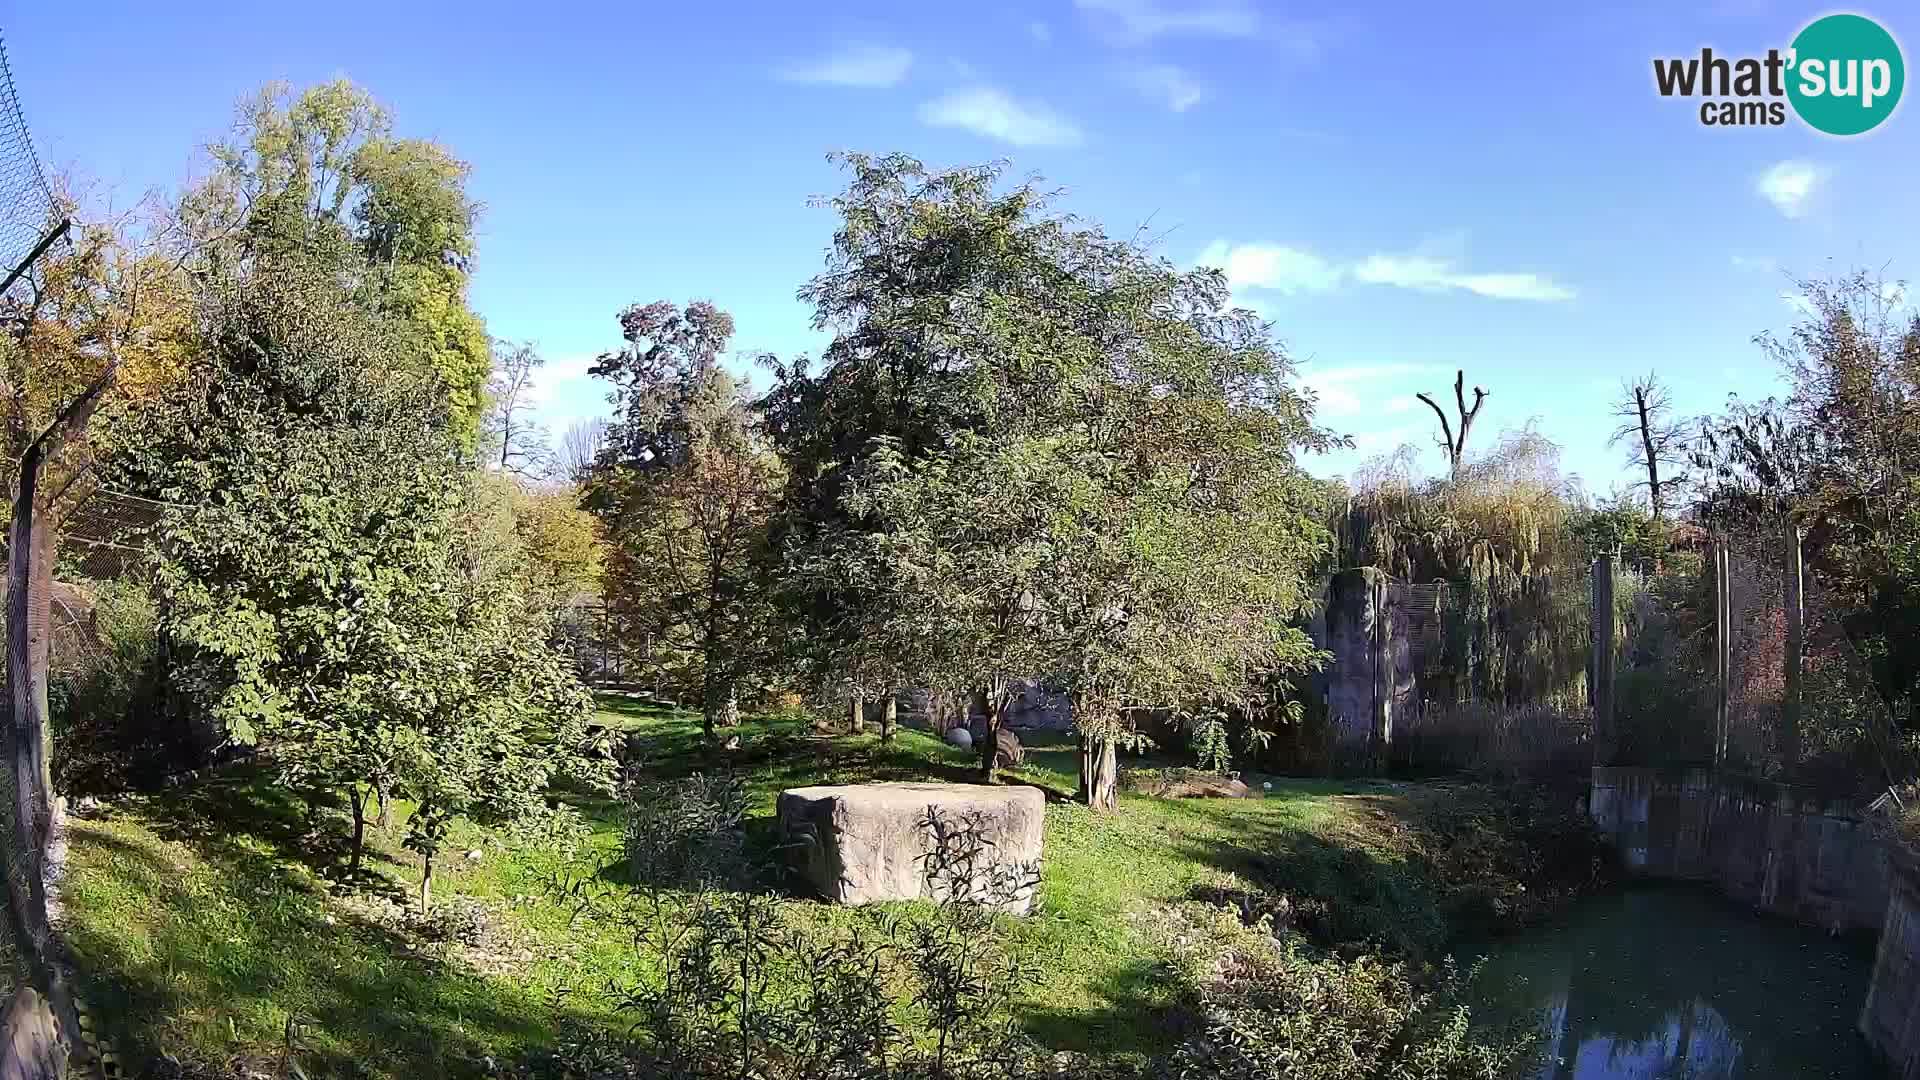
813 156 1333 801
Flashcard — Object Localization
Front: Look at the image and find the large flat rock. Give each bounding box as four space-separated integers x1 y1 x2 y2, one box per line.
777 782 1044 914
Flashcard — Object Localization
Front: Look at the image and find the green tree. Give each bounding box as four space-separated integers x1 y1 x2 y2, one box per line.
125 256 593 884
588 301 784 738
762 154 1076 732
786 154 1333 801
180 79 491 442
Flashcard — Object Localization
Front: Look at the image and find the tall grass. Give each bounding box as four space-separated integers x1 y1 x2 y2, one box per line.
1388 701 1591 781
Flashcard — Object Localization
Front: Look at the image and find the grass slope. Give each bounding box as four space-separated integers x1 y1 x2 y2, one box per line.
57 697 1596 1077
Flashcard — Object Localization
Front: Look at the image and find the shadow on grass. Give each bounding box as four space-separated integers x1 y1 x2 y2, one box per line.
1017 955 1196 1057
63 789 608 1079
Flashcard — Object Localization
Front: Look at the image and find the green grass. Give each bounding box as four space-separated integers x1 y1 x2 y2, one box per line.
59 696 1590 1077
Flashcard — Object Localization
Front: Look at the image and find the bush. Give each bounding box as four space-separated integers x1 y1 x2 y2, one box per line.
622 770 750 887
560 781 1053 1080
47 578 178 793
1154 902 1539 1080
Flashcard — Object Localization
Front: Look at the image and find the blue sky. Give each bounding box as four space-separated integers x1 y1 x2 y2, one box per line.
9 0 1917 494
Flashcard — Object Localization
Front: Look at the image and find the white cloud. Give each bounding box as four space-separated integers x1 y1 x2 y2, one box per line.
919 88 1084 147
1125 64 1207 112
1352 253 1575 301
1756 159 1825 219
1196 240 1344 294
1073 0 1258 43
1197 240 1574 303
1029 20 1052 43
778 44 913 88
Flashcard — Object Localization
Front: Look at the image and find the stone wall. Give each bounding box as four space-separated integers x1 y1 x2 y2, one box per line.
1862 845 1920 1079
1588 766 1889 932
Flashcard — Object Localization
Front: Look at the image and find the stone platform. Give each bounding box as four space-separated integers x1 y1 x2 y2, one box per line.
776 783 1044 914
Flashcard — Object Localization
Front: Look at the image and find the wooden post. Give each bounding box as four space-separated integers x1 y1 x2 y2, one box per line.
1713 542 1732 769
1782 517 1804 770
1591 556 1615 763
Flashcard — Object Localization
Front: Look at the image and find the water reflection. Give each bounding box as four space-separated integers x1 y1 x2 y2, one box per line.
1468 887 1882 1079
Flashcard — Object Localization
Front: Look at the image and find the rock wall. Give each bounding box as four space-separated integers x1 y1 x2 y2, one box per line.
1862 845 1920 1079
1320 568 1416 763
1588 766 1889 932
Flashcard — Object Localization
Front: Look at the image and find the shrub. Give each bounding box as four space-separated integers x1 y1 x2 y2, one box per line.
1154 902 1539 1080
621 770 750 888
1389 702 1590 781
551 779 1054 1080
48 578 175 793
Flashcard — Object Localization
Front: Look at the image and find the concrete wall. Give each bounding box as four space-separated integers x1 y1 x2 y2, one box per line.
1320 568 1417 762
1588 766 1888 932
1862 846 1920 1079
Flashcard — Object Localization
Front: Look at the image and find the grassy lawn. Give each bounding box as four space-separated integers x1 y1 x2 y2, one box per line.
58 695 1588 1077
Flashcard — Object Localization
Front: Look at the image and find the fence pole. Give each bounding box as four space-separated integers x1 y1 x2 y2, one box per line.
1713 541 1731 770
1591 555 1615 765
1783 516 1804 770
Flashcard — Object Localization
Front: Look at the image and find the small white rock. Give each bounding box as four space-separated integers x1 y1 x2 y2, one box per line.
464 848 483 862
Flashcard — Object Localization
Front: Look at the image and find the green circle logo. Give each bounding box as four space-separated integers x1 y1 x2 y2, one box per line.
1787 14 1905 135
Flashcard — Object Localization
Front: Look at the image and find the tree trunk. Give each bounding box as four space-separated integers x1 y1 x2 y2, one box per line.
878 695 897 743
1079 733 1118 811
848 695 864 735
373 778 390 828
7 476 56 850
419 852 434 914
3 465 56 980
701 669 738 740
348 785 367 878
975 687 1000 782
1637 387 1663 520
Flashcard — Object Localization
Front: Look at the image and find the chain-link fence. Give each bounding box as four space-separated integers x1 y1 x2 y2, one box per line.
0 29 64 296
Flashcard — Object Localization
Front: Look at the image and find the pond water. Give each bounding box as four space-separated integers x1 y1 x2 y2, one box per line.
1468 886 1884 1079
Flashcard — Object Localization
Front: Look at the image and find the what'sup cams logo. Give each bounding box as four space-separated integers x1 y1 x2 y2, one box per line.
1654 12 1904 134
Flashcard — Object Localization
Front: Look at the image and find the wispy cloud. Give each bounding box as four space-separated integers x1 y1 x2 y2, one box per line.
1351 253 1575 301
919 88 1084 146
1197 239 1575 303
1028 20 1052 44
1298 363 1439 419
1756 159 1825 219
778 44 913 88
1125 63 1207 111
1073 0 1258 43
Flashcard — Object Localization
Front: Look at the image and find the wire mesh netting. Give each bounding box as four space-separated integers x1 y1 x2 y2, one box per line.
0 29 63 293
60 489 169 580
1717 537 1904 795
